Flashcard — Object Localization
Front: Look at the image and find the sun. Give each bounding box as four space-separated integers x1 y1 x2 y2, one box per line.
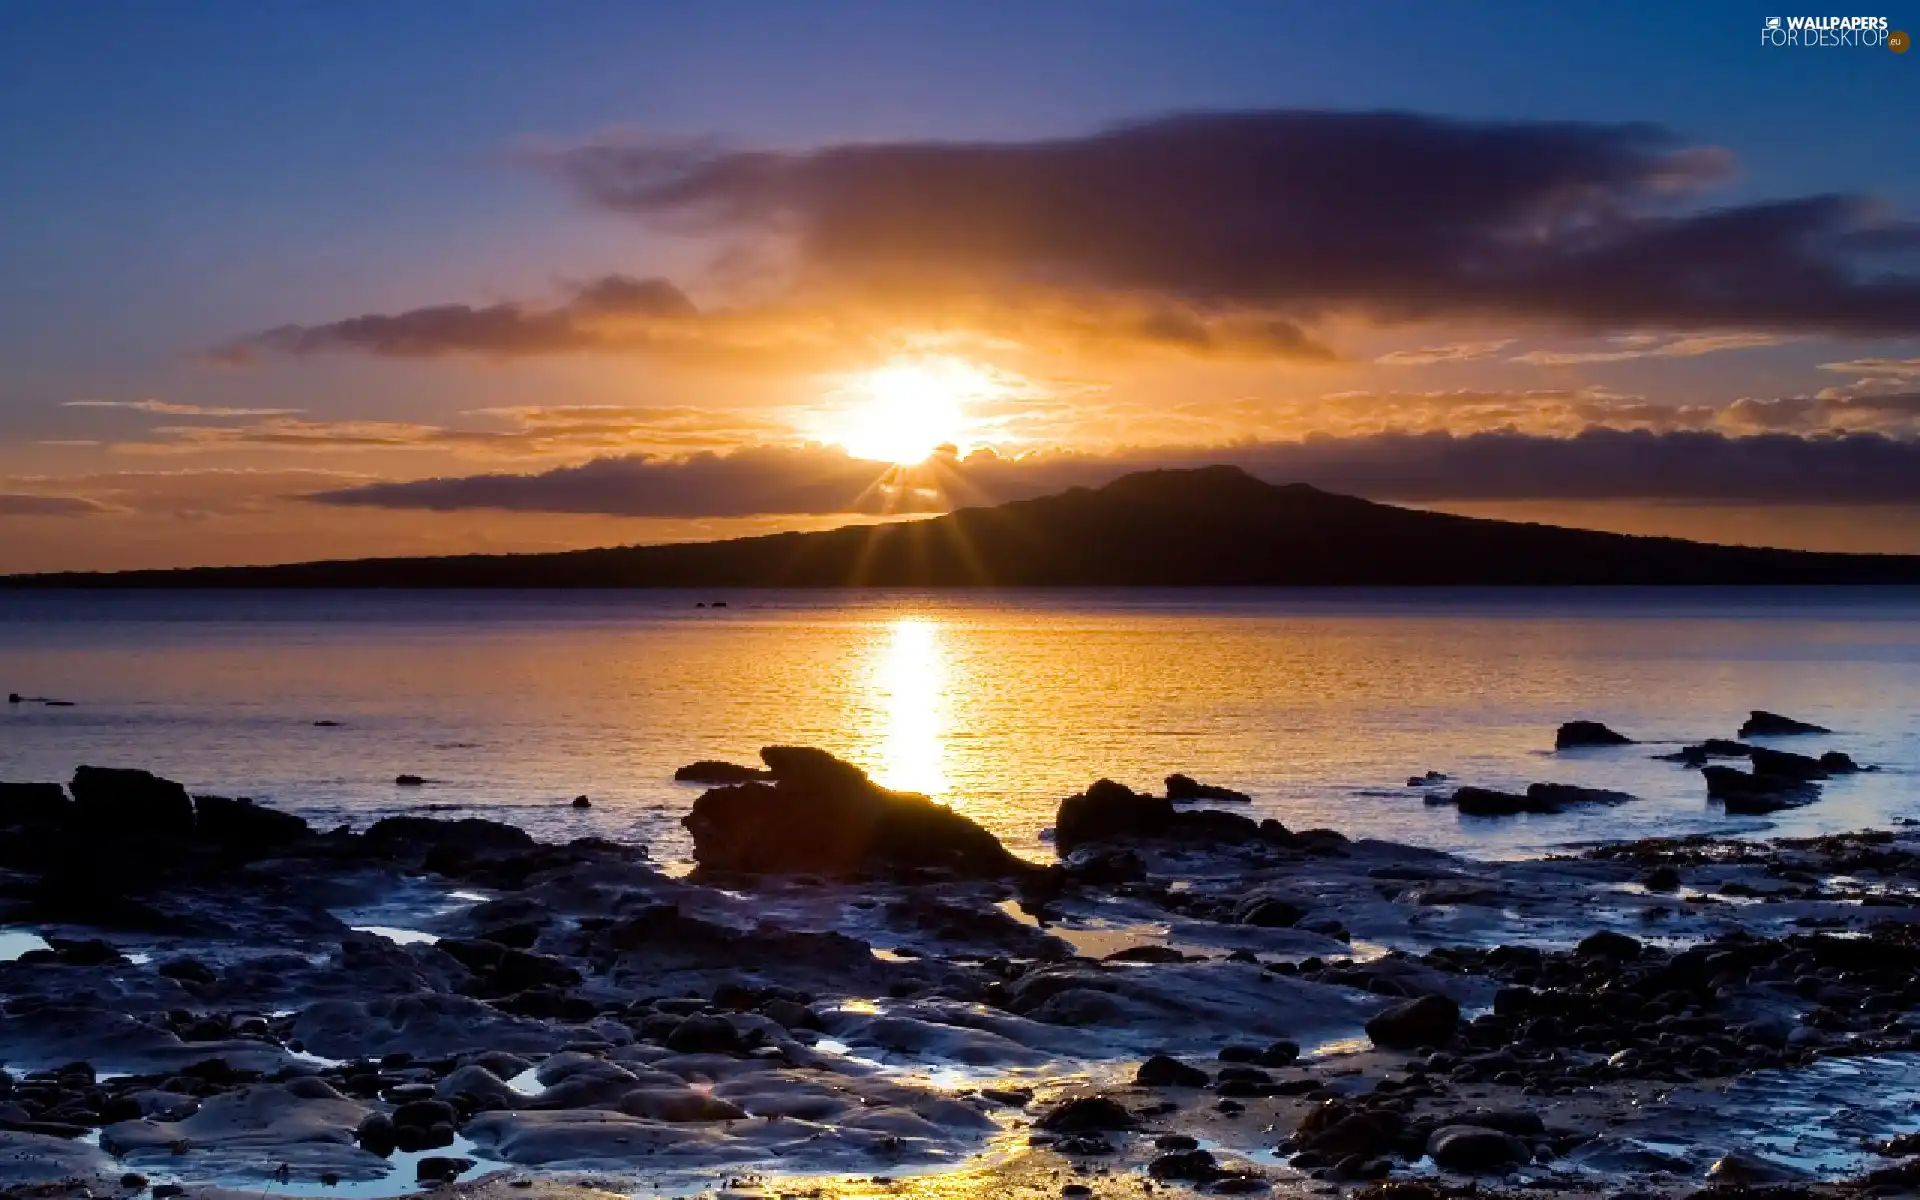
831 357 993 465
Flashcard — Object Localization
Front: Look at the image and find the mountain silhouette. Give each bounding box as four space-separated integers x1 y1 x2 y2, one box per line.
10 466 1920 587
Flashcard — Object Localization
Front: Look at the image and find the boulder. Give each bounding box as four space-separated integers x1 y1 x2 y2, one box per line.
1739 710 1830 737
571 795 592 809
1055 778 1273 855
192 795 311 847
682 745 1020 877
1703 766 1819 813
1554 721 1634 749
362 816 535 853
1448 783 1633 816
1034 1095 1138 1133
69 766 195 837
1748 746 1832 782
1576 930 1642 959
1165 774 1252 803
0 782 71 826
1364 994 1459 1049
1135 1055 1210 1088
673 760 772 785
1427 1124 1532 1173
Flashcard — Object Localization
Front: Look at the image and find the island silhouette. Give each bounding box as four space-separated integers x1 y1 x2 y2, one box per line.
9 466 1920 588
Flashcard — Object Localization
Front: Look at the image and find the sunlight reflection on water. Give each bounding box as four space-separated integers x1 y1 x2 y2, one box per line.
867 617 953 799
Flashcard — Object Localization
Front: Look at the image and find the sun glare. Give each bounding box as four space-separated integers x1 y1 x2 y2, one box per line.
831 357 995 465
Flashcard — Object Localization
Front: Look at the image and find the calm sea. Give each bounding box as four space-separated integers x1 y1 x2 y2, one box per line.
3 588 1917 865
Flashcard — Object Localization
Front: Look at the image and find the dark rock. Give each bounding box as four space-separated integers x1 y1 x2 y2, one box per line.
665 1014 742 1054
192 795 310 847
683 745 1020 877
363 816 535 853
416 1156 473 1183
1643 866 1681 892
1236 897 1305 928
1149 1149 1221 1181
1820 751 1863 773
1654 739 1754 764
1450 783 1634 816
1258 1040 1301 1067
1055 778 1268 854
1702 766 1819 813
1748 746 1832 782
1104 945 1187 963
1165 773 1252 803
1365 995 1460 1049
1577 930 1642 959
69 766 195 837
394 774 425 787
1135 1055 1210 1088
1407 771 1448 787
673 760 773 785
1739 710 1830 737
1555 721 1634 749
1427 1124 1531 1173
0 782 71 826
571 795 591 809
1035 1095 1138 1133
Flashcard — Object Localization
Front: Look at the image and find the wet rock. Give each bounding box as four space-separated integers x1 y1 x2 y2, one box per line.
1365 994 1460 1049
1706 1151 1808 1184
0 782 71 826
1738 710 1830 737
1135 1054 1210 1087
192 795 310 847
1576 930 1642 959
683 745 1021 877
69 766 195 837
0 1130 116 1190
362 815 535 854
1149 1148 1221 1180
394 774 425 786
1055 778 1275 854
673 760 773 785
617 1088 748 1122
664 1014 742 1054
1258 1040 1301 1067
1702 766 1819 813
571 795 592 809
1449 783 1634 816
416 1155 473 1183
1426 1124 1531 1173
1555 721 1634 749
1407 771 1448 787
1035 1095 1138 1133
1236 896 1305 928
1747 746 1834 782
1165 773 1252 803
434 1064 523 1111
103 1082 378 1183
1654 739 1755 765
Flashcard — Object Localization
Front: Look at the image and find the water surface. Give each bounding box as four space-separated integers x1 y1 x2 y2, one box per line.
4 587 1917 864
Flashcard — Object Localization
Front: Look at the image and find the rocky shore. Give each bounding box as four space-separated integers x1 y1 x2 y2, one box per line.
3 720 1919 1199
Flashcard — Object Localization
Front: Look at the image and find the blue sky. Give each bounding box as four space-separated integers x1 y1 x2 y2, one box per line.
2 2 1917 568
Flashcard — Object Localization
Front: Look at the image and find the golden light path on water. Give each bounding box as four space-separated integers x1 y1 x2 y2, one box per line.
864 617 953 798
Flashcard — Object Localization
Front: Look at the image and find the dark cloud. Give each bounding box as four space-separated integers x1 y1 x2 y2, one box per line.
309 430 1920 517
215 275 696 362
0 493 112 517
549 110 1920 335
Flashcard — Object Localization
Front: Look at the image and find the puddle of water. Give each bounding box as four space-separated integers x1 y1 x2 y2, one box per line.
503 1066 545 1096
0 929 51 961
351 925 439 945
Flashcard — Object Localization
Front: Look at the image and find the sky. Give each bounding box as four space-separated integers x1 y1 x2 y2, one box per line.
3 0 1920 571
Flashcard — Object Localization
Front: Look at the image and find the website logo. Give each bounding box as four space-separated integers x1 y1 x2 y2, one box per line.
1760 15 1896 47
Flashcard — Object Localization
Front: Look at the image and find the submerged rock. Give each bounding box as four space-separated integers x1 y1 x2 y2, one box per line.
1165 773 1252 803
683 745 1020 877
1738 710 1830 737
69 766 195 837
1554 721 1634 749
